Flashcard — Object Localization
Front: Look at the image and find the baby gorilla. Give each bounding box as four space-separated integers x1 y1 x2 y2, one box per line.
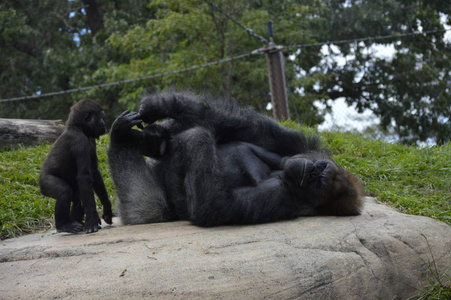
108 91 365 227
39 99 112 233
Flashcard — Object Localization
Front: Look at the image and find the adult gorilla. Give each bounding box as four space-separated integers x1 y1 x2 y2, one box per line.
108 91 364 226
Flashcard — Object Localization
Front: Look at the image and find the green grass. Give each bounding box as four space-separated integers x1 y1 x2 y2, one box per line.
407 235 451 300
322 131 451 225
1 129 450 240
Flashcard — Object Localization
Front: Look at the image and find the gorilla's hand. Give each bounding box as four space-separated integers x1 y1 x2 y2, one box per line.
110 111 143 145
102 206 113 225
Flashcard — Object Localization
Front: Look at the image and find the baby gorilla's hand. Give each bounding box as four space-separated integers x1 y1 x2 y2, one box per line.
102 206 113 225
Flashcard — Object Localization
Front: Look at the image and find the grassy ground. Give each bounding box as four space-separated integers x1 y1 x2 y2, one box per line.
0 128 450 240
322 131 450 224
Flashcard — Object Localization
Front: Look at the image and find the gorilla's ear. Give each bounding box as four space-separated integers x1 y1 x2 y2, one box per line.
85 111 93 122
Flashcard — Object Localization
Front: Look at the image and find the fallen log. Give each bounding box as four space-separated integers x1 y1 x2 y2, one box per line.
0 118 64 147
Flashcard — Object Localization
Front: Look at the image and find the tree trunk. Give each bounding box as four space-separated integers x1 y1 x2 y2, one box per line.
0 119 64 147
81 0 104 35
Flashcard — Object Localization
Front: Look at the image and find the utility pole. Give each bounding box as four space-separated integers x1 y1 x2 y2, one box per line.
265 21 289 121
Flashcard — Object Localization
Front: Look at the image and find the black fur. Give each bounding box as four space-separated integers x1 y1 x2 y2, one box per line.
108 91 364 226
39 99 113 233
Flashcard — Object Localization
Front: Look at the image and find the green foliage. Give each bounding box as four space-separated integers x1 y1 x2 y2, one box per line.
315 0 451 144
0 0 155 125
0 0 450 142
1 128 450 240
98 0 273 109
0 136 114 239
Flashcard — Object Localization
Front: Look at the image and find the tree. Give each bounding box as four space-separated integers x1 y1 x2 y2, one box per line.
306 0 451 144
1 0 450 143
0 0 155 124
0 0 79 120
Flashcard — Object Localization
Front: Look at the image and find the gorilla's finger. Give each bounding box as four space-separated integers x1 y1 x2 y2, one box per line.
129 119 143 128
125 111 140 119
118 110 130 118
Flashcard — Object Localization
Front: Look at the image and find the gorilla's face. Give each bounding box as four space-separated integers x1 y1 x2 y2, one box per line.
85 110 106 138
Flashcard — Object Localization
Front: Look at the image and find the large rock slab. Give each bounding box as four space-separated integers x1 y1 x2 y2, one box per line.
0 198 450 299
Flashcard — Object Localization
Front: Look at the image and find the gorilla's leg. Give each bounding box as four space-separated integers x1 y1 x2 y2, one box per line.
70 190 84 225
39 174 84 233
170 127 296 226
283 156 364 215
108 111 172 225
138 91 322 156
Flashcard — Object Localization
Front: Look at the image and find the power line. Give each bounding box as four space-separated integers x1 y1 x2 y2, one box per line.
206 2 268 44
1 28 449 103
282 28 451 50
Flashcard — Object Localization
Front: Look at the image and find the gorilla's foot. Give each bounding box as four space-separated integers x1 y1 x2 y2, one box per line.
56 221 84 233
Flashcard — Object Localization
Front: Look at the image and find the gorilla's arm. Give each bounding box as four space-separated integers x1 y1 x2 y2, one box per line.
70 135 104 233
92 167 113 225
138 91 322 156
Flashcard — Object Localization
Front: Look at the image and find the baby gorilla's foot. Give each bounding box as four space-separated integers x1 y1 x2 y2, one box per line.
57 221 84 233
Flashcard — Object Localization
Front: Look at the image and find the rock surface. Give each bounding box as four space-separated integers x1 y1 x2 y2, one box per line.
1 197 450 299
